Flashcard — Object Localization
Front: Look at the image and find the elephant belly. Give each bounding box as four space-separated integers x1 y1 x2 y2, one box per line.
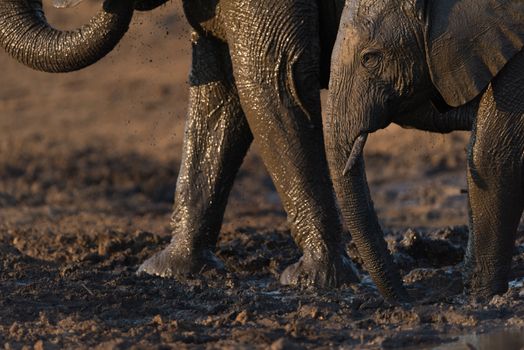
182 0 227 42
182 0 344 88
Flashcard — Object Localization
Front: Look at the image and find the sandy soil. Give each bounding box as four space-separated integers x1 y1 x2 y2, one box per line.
1 1 524 348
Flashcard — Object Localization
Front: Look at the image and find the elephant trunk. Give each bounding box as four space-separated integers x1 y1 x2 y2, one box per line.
0 0 134 73
324 97 408 303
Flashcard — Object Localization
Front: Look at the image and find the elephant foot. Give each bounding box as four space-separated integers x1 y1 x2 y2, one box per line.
462 255 511 299
137 245 225 278
280 252 359 288
464 275 509 299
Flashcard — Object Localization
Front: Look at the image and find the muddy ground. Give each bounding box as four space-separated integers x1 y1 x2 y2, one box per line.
1 1 524 349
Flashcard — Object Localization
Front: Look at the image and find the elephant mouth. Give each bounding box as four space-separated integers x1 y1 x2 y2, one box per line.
342 133 368 176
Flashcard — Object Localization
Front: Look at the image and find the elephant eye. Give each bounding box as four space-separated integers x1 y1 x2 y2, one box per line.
360 50 382 70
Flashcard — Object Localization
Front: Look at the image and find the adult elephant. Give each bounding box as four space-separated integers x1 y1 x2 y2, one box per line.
327 0 523 298
138 0 375 293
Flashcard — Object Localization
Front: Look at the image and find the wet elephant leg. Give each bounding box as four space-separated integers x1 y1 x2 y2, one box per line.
464 71 524 297
224 0 358 287
138 33 253 277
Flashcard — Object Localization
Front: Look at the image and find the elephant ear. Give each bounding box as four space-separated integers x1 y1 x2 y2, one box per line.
423 0 524 107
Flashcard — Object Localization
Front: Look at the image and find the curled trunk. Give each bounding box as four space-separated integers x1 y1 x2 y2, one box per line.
0 0 134 73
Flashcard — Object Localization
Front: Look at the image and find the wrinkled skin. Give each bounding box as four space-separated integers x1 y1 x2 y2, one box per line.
328 0 524 298
138 0 364 290
0 0 166 73
0 0 366 291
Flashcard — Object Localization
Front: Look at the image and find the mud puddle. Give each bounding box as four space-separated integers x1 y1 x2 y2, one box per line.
429 328 524 350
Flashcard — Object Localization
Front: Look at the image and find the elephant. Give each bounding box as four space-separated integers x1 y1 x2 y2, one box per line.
327 0 524 298
135 0 378 292
5 0 474 302
0 0 370 294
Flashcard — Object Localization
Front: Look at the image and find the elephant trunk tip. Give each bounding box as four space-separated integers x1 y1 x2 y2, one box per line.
342 133 368 176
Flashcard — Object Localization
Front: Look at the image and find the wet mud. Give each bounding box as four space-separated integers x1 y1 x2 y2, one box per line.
1 1 524 349
431 328 524 350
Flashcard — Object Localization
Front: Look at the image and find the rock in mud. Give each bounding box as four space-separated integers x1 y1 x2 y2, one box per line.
390 228 465 271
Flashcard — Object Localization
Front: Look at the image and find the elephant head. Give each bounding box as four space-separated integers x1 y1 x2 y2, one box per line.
326 0 524 300
0 0 169 73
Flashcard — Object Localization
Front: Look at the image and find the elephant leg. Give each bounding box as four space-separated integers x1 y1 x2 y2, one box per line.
138 33 253 277
223 0 359 287
464 73 524 297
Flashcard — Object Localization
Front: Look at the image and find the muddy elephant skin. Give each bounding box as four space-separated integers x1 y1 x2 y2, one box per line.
0 0 170 72
328 0 524 298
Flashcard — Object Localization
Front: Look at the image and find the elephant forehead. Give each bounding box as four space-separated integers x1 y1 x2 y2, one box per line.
346 0 389 20
334 22 360 65
341 0 392 40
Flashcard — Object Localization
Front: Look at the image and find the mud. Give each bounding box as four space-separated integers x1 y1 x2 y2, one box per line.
1 1 524 349
431 328 524 350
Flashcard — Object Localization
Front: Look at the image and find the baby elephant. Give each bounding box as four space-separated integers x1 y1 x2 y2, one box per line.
327 0 524 297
